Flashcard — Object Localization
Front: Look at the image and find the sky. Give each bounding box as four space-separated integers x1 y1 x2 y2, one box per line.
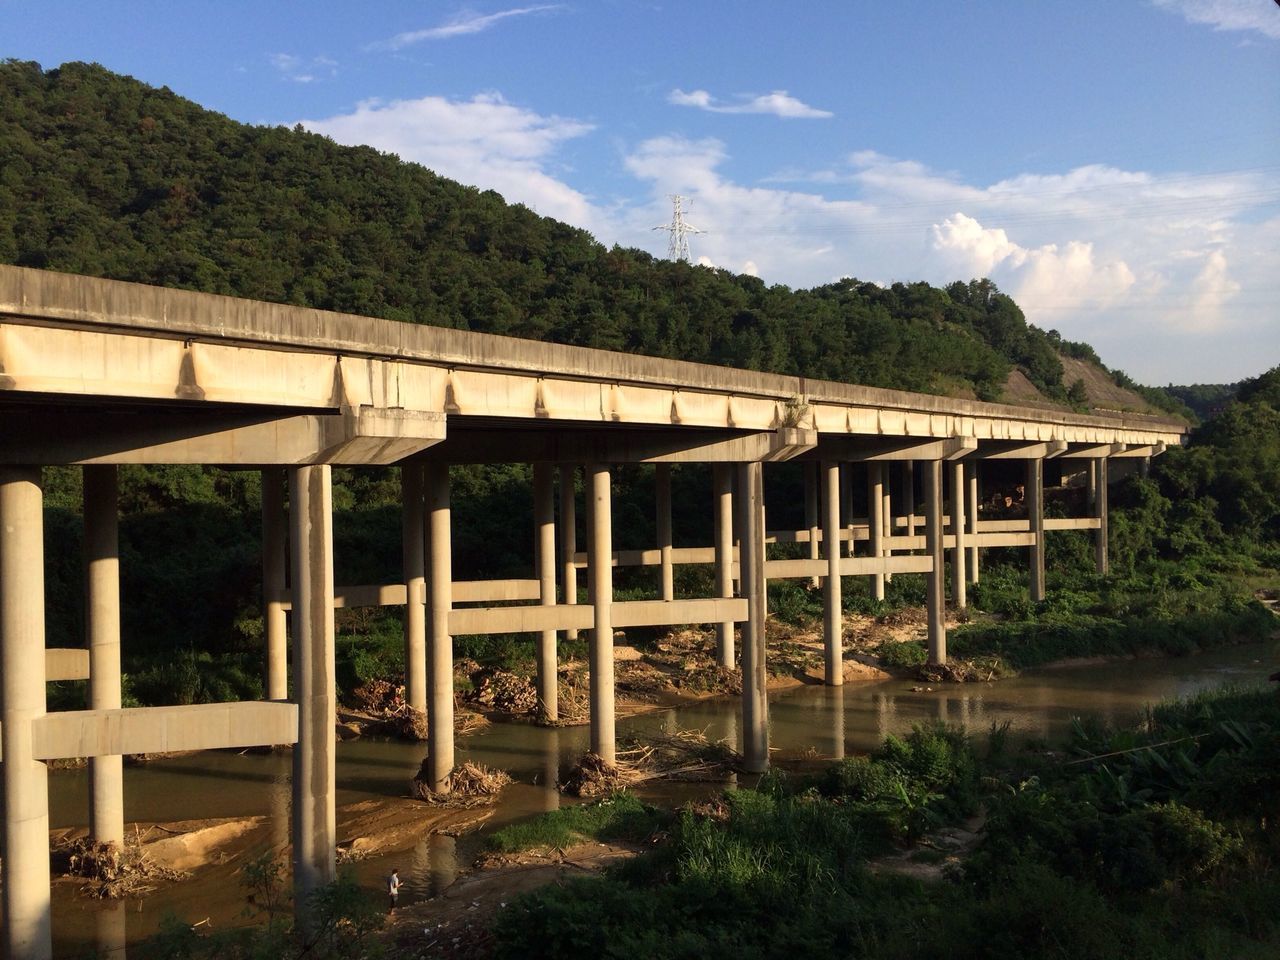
2 1 1278 386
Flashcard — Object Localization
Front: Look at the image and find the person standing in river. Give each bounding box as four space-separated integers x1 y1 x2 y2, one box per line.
387 868 401 911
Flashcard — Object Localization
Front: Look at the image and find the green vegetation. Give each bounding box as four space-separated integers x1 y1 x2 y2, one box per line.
487 686 1280 959
486 791 668 854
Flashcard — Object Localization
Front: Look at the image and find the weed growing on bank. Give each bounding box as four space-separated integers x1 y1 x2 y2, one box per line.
487 686 1280 960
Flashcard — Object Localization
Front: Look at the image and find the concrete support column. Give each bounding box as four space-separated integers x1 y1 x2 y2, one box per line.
965 462 980 584
712 464 735 669
804 462 820 587
903 460 916 537
655 463 674 602
822 461 843 686
586 464 615 765
736 461 768 772
559 466 579 641
289 464 336 911
85 465 124 848
840 464 855 557
1094 457 1109 575
867 463 886 600
1086 459 1098 512
923 460 946 665
262 467 288 701
533 462 558 723
1 467 53 960
882 468 894 583
949 461 967 610
1027 458 1045 602
401 462 427 714
425 461 455 790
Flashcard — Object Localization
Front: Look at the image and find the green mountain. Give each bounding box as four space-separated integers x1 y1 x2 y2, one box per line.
0 60 1181 415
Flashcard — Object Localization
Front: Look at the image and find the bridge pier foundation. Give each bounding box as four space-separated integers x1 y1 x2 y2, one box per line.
85 465 124 848
1 466 53 960
587 464 616 765
822 460 843 685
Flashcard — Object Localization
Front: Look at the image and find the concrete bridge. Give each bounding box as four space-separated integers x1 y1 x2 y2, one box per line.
0 265 1183 957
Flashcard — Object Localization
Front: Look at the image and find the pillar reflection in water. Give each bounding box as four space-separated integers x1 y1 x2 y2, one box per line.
409 833 459 899
94 899 127 960
542 727 562 813
829 684 845 761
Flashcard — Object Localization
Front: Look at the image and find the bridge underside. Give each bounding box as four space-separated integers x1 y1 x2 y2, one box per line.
0 266 1182 958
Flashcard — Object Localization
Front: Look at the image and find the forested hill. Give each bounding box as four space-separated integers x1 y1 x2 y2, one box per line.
0 60 1182 416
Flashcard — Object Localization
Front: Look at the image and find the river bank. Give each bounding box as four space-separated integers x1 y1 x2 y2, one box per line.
47 640 1277 956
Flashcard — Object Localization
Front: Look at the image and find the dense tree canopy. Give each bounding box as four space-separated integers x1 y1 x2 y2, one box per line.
0 59 1157 406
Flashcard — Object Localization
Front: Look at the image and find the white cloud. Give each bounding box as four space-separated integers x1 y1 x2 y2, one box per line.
669 88 833 119
269 53 338 83
1152 0 1280 40
301 93 598 227
371 5 565 50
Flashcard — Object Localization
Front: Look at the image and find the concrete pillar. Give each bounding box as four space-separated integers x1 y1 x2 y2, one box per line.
1086 459 1098 512
586 464 615 765
401 462 427 714
533 462 557 723
903 460 916 537
822 461 843 686
425 461 455 790
262 467 288 701
1094 457 1109 575
1 467 53 960
85 465 124 848
289 464 336 910
840 463 855 557
965 462 980 584
559 465 579 641
736 461 768 773
655 463 674 602
949 461 967 610
1027 458 1045 603
712 464 735 669
804 461 820 587
923 460 946 665
867 463 886 600
882 468 894 583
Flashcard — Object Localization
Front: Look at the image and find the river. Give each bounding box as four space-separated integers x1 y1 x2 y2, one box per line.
49 642 1276 957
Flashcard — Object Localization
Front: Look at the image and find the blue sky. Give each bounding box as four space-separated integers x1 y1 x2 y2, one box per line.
3 1 1277 384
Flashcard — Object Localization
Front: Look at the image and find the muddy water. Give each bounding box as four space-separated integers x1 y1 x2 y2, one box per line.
49 642 1276 957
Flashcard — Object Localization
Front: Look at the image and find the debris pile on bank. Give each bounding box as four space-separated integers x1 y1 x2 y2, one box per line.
52 837 185 898
410 759 512 808
471 670 538 714
560 752 636 798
